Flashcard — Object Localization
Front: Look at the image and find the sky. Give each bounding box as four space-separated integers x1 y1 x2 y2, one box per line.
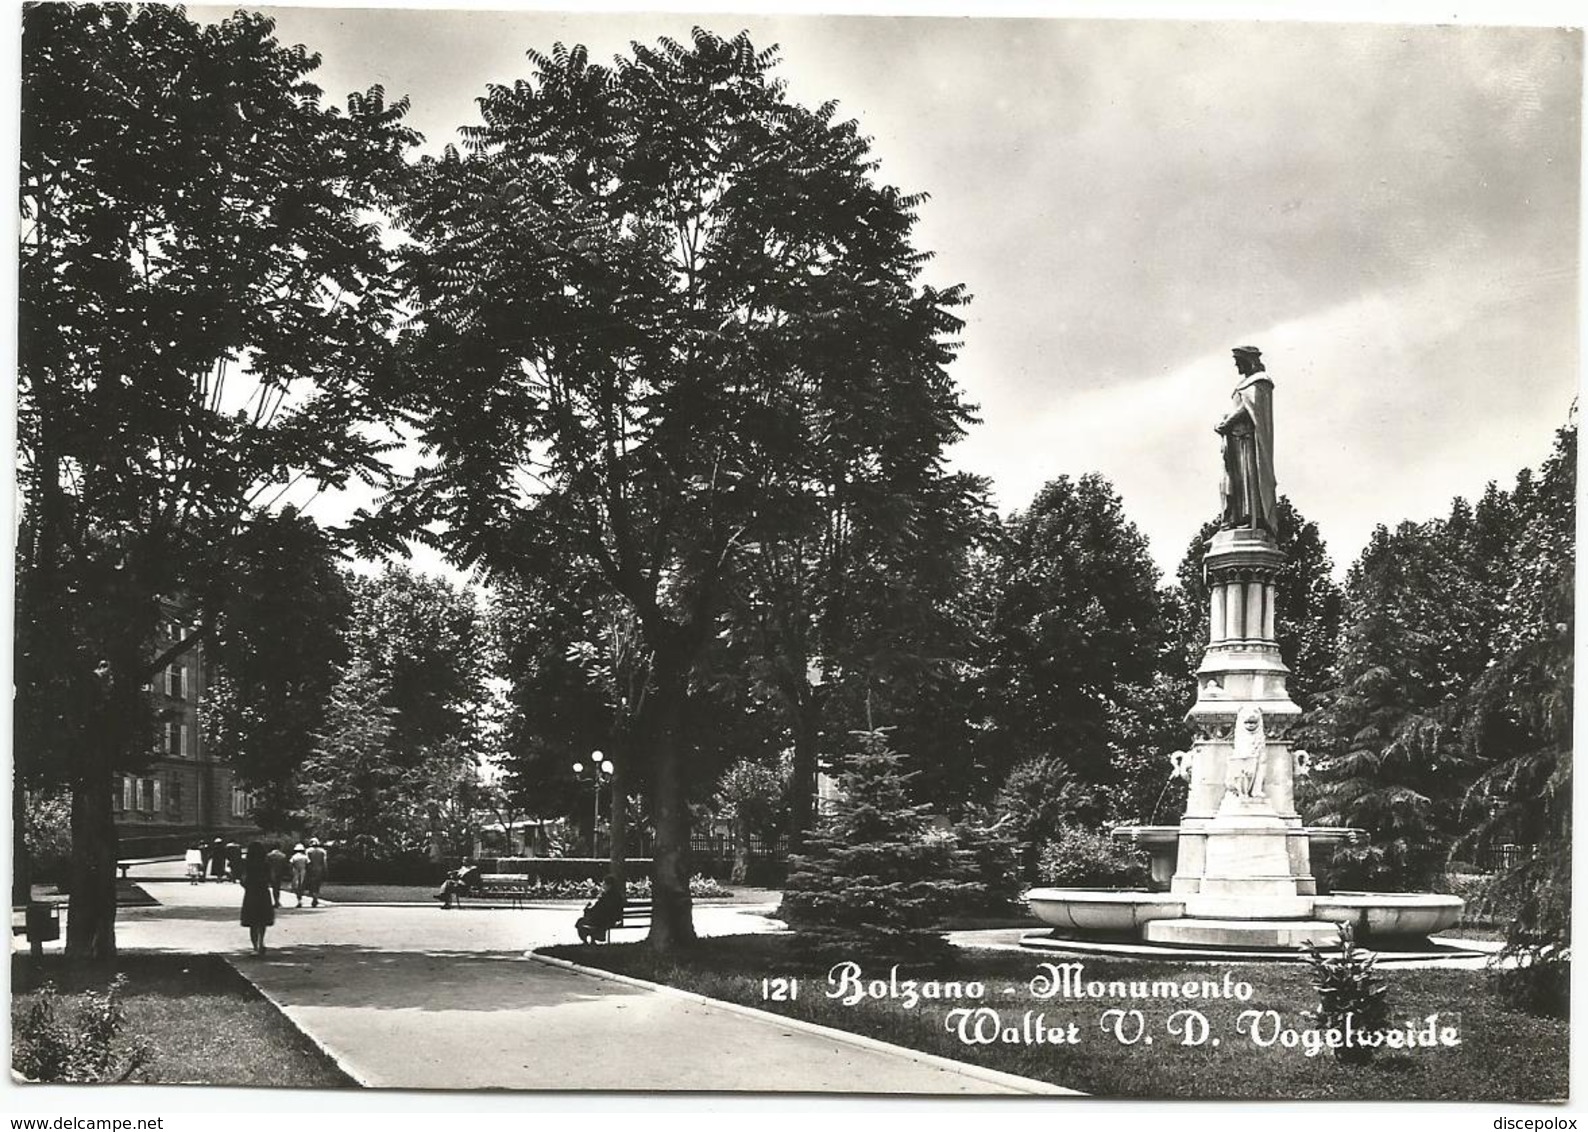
193 2 1584 580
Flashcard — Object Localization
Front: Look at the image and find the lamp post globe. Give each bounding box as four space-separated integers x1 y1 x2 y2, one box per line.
576 753 613 857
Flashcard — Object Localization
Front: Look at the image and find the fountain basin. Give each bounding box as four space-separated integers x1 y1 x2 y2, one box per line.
1312 892 1465 936
1026 888 1185 932
1111 826 1179 890
1305 826 1366 847
1025 886 1463 948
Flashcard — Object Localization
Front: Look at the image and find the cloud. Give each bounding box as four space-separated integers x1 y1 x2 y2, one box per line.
955 253 1577 575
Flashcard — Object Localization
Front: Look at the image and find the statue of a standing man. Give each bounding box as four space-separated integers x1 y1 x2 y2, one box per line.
1215 345 1278 533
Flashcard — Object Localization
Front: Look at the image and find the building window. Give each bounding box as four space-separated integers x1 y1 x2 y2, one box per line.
113 776 126 813
168 776 182 815
166 664 185 699
166 721 188 759
231 786 252 819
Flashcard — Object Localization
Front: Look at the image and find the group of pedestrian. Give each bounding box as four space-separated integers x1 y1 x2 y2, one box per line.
191 835 329 956
183 837 245 883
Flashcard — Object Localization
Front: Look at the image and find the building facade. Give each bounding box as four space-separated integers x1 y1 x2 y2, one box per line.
111 613 252 853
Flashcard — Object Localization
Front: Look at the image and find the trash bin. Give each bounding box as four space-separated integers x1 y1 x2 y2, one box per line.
25 901 60 944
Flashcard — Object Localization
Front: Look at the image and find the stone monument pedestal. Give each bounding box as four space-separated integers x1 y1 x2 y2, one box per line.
1164 528 1315 941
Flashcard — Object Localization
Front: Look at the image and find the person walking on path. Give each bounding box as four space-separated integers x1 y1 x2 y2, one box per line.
184 844 205 884
210 837 227 881
266 843 289 906
289 843 309 906
225 840 244 882
240 842 276 955
304 839 328 907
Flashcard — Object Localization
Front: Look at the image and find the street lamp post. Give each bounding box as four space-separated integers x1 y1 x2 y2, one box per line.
572 753 615 858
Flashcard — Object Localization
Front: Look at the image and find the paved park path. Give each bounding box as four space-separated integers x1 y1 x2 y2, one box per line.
55 859 1068 1094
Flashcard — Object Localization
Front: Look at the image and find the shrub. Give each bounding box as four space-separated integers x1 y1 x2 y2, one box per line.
326 841 447 885
688 874 729 898
1035 824 1150 889
951 807 1023 913
23 790 73 885
1300 923 1390 1064
1492 950 1570 1019
1316 838 1449 894
995 755 1095 877
12 975 152 1083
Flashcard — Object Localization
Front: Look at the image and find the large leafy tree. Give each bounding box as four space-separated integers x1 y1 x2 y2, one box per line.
1304 473 1528 888
722 464 992 846
977 474 1164 809
1452 422 1573 1005
383 30 972 947
342 566 487 761
202 508 351 830
14 5 416 951
711 753 791 882
299 566 489 853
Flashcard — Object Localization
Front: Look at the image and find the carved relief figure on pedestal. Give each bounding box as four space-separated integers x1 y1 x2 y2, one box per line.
1224 705 1267 798
1215 345 1278 533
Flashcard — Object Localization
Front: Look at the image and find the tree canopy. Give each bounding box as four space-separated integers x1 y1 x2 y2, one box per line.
1304 425 1570 893
201 508 351 830
976 473 1164 805
381 29 975 946
15 3 417 952
300 566 489 855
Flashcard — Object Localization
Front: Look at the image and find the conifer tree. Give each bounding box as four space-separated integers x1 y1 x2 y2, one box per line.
781 728 979 962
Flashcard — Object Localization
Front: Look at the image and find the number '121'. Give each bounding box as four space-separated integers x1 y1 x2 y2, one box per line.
762 977 799 1001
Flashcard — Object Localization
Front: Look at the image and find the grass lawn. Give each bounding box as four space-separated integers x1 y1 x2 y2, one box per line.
316 883 442 904
12 953 353 1088
540 934 1568 1101
30 880 160 908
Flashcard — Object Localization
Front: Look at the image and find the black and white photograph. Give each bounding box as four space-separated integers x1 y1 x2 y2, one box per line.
8 0 1581 1115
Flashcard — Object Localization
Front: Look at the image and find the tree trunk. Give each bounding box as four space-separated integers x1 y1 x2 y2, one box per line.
12 776 32 906
65 763 119 959
645 652 695 950
731 815 750 885
607 745 627 885
789 696 819 853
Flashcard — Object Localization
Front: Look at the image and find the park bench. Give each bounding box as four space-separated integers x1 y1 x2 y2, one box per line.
603 897 652 939
465 874 530 908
